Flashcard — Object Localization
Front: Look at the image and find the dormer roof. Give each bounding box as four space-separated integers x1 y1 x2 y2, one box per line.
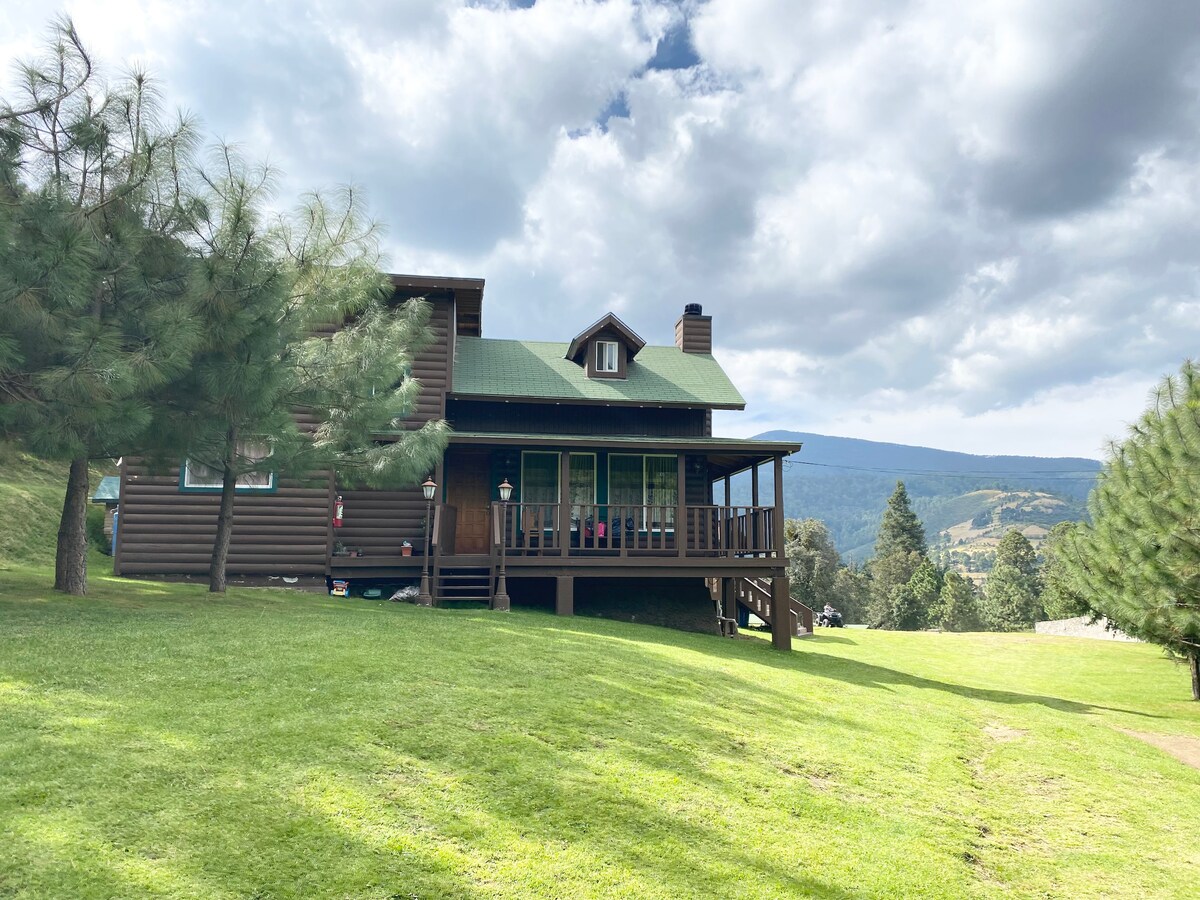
564 312 646 364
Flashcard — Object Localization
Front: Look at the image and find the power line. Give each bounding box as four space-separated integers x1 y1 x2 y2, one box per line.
781 459 1099 481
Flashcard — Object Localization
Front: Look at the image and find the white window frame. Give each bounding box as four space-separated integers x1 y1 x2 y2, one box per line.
182 442 275 491
607 453 678 531
595 340 619 373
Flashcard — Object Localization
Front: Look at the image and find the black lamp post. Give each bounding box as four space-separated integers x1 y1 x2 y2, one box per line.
418 478 437 607
493 478 513 611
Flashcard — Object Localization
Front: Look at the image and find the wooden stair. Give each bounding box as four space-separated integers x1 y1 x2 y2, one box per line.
735 577 814 637
433 564 494 604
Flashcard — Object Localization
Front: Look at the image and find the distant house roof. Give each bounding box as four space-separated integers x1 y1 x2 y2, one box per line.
91 475 120 504
451 337 746 409
564 312 646 363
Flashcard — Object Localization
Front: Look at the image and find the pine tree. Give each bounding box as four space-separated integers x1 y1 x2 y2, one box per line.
0 20 198 594
981 530 1042 631
159 149 447 592
904 557 943 630
866 549 924 628
1064 361 1200 699
933 571 982 632
867 481 930 628
876 481 926 557
1039 521 1090 620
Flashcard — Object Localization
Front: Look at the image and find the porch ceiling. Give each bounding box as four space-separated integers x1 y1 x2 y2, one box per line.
446 431 802 478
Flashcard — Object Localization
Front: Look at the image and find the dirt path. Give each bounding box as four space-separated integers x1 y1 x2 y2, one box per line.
1119 728 1200 771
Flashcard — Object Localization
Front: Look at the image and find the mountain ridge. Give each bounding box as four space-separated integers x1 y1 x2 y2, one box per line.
736 431 1101 559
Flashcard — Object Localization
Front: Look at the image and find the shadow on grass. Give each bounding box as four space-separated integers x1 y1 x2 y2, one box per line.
534 616 1164 720
0 586 878 898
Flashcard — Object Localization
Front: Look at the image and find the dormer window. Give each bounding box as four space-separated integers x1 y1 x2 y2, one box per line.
565 312 646 381
596 341 619 373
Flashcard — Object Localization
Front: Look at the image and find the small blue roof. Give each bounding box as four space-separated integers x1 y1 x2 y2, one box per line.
91 475 120 503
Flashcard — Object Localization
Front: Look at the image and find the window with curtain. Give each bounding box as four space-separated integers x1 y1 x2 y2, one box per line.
608 455 643 508
183 442 274 491
645 455 677 526
595 340 619 373
607 454 679 528
569 454 596 506
521 451 560 505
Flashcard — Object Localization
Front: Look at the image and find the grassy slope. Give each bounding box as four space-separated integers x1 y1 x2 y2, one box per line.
1 563 1199 899
0 444 71 567
0 443 113 567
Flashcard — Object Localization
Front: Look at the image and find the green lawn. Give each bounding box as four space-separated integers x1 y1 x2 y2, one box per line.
1 562 1198 899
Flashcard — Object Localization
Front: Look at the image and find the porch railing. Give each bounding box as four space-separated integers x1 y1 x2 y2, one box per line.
490 502 778 558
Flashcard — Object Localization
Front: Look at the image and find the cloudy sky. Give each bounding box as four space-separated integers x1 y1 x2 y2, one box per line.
3 1 1199 459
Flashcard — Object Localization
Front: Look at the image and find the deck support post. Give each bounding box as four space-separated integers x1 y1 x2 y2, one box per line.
771 575 791 651
722 577 738 621
556 575 574 616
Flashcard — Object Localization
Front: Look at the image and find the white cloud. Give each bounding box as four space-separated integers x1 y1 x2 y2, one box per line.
4 0 1200 459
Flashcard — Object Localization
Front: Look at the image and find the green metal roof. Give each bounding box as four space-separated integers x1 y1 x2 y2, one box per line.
91 475 120 503
451 337 746 408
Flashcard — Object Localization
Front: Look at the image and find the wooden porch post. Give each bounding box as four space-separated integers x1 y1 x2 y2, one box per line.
771 453 790 650
751 464 761 552
773 453 785 557
771 575 791 651
724 474 730 507
559 450 571 555
677 453 687 557
556 575 574 616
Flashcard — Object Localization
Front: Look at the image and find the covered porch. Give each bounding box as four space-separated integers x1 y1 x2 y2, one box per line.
327 432 807 648
437 432 800 558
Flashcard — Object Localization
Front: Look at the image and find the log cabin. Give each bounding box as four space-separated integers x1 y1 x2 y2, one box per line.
113 274 810 649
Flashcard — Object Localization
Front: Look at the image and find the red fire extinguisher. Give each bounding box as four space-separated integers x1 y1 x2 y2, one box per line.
333 495 344 529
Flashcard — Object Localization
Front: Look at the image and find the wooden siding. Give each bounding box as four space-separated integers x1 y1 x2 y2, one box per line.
334 486 429 557
584 326 630 379
675 315 712 354
403 296 453 428
455 289 483 337
446 399 709 436
685 455 712 548
117 463 332 576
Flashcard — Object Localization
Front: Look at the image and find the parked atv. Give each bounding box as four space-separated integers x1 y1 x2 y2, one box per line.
818 609 844 628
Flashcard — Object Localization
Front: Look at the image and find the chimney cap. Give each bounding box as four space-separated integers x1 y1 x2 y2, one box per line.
683 303 703 316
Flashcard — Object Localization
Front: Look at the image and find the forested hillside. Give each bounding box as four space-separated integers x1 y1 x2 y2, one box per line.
735 431 1100 560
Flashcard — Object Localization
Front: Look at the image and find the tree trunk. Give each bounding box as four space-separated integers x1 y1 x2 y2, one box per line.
1190 649 1199 702
208 430 238 593
54 456 90 596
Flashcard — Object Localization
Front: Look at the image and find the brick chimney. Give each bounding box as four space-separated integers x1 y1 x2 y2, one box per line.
675 303 712 354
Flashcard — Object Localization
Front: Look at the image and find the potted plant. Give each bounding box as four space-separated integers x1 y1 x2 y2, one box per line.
333 541 348 557
401 540 413 557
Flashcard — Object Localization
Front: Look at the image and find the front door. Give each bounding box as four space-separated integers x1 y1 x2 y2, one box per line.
447 451 491 554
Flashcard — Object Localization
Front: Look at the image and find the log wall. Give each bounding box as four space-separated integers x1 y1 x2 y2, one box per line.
403 295 453 428
333 486 429 557
116 463 332 576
